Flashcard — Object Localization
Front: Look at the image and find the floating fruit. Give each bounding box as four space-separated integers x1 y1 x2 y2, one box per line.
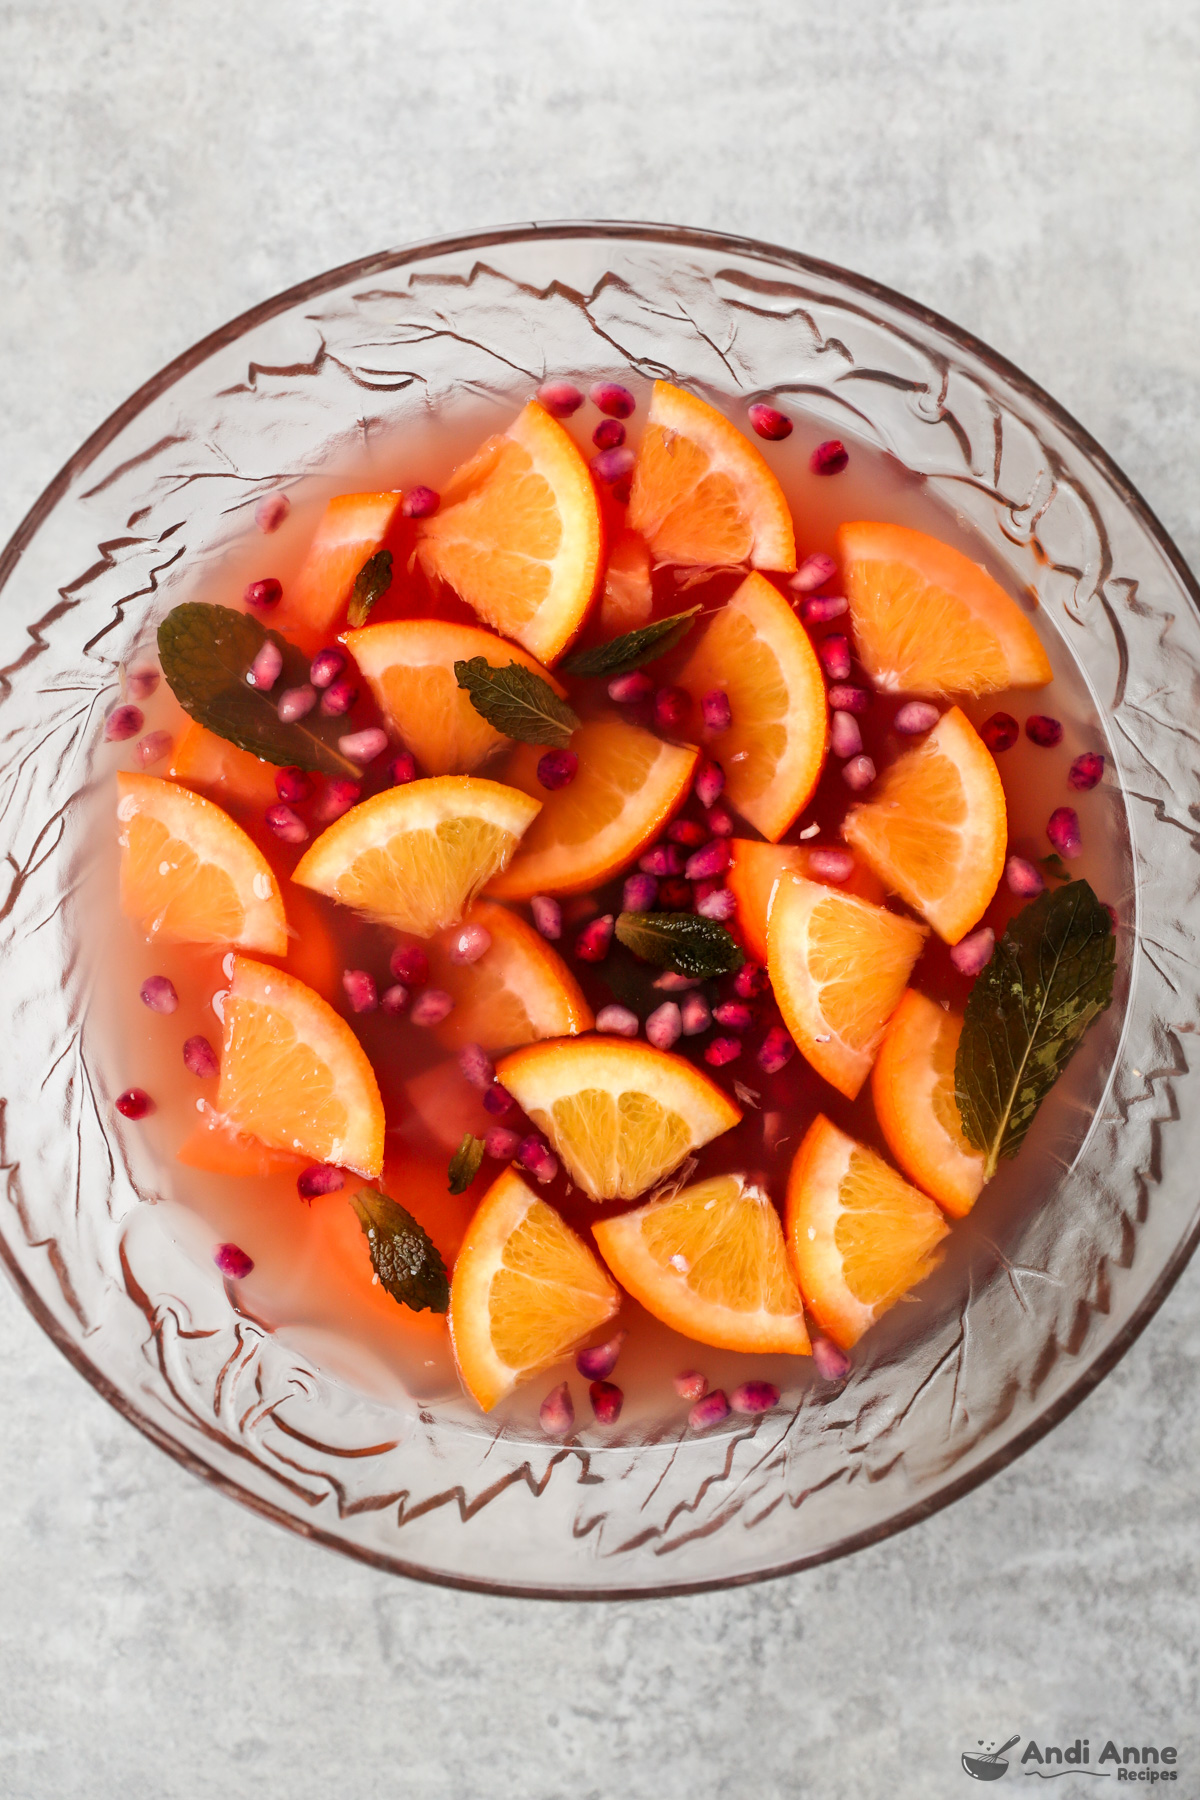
176 1101 307 1177
726 839 885 963
167 720 280 810
599 528 653 633
272 491 402 647
425 900 593 1053
871 989 986 1218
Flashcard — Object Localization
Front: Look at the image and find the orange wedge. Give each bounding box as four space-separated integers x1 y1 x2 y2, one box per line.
726 839 885 964
841 706 1006 944
344 618 566 776
425 900 593 1053
448 1166 620 1411
167 720 280 811
675 571 826 840
767 876 927 1100
176 1101 307 1178
487 717 697 900
416 400 602 666
872 990 986 1219
593 1173 810 1355
272 491 402 648
216 956 385 1177
599 528 654 633
117 772 287 955
292 776 540 937
496 1037 741 1202
785 1115 949 1349
838 520 1052 697
628 382 796 571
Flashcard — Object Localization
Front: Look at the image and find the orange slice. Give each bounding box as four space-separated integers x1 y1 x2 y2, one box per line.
841 706 1006 944
216 956 385 1177
496 1037 741 1202
767 876 927 1100
292 776 540 937
416 400 602 666
272 491 402 648
872 990 986 1219
599 528 654 633
487 717 697 900
628 382 796 571
593 1173 810 1355
117 772 287 955
176 1101 307 1178
425 900 593 1053
726 839 885 964
838 520 1052 697
167 720 280 810
675 571 826 840
785 1115 949 1349
448 1165 620 1410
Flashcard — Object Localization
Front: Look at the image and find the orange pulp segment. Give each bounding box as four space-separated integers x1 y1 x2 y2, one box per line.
176 1101 308 1178
726 839 885 964
593 1173 810 1355
272 491 402 648
117 772 288 955
675 571 827 840
425 900 594 1053
628 382 796 571
872 990 986 1219
168 720 280 811
841 706 1006 944
216 956 385 1177
767 876 927 1100
416 400 602 666
837 520 1052 697
599 528 654 633
785 1115 949 1349
448 1166 620 1410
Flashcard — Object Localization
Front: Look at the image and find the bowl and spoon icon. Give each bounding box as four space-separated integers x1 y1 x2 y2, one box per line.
962 1735 1021 1780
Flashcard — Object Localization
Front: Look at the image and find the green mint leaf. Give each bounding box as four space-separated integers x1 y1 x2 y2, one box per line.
955 879 1115 1179
448 1132 485 1195
1039 851 1071 883
560 605 702 679
346 549 393 628
614 910 744 979
350 1187 450 1313
157 603 357 775
453 657 580 748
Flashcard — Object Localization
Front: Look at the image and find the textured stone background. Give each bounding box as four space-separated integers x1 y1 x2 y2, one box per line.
1 3 1198 1796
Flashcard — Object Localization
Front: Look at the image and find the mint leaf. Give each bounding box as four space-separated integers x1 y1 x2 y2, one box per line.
614 911 743 979
158 603 357 775
350 1187 449 1313
448 1132 485 1195
561 605 702 679
453 657 580 748
1039 851 1071 883
346 549 393 628
955 879 1115 1178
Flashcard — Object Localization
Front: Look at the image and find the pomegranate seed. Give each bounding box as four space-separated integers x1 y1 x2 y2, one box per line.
380 983 409 1015
125 666 160 701
591 445 636 483
640 843 684 877
448 923 492 965
622 872 658 912
389 750 417 785
1026 714 1063 748
590 380 636 418
689 1389 731 1430
537 380 584 418
1047 805 1082 858
135 730 173 768
812 1336 852 1381
705 804 735 838
818 635 851 680
540 1381 575 1437
312 777 360 822
214 1242 254 1279
807 846 854 882
1006 855 1045 897
116 1087 153 1119
277 684 316 723
684 839 730 881
730 1380 780 1415
829 710 862 759
139 975 178 1014
811 439 849 475
980 711 1019 752
183 1035 218 1079
801 593 848 623
105 704 143 742
596 1003 639 1037
530 895 562 940
950 926 995 976
674 1369 708 1401
713 1000 753 1031
701 688 732 733
654 685 690 731
342 968 378 1012
658 878 693 909
245 641 282 691
667 818 707 847
842 755 876 791
589 1380 624 1425
309 646 346 689
894 701 940 735
517 1134 558 1184
389 944 429 986
297 1163 344 1199
339 727 389 764
254 493 290 533
704 1035 742 1067
734 962 768 998
790 552 838 593
681 992 711 1035
319 678 359 716
245 577 282 610
654 970 700 991
458 1043 496 1091
607 670 653 704
275 765 312 804
264 803 308 844
400 485 440 519
757 1026 795 1073
747 402 792 440
1103 902 1119 931
697 887 736 920
827 684 870 714
1069 751 1105 790
410 988 454 1026
694 760 725 808
593 418 626 449
576 1330 628 1381
483 1082 515 1118
484 1125 520 1160
645 1001 682 1050
575 914 614 962
537 748 578 790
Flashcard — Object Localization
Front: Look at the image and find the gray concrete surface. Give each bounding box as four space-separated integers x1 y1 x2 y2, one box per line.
1 3 1198 1796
